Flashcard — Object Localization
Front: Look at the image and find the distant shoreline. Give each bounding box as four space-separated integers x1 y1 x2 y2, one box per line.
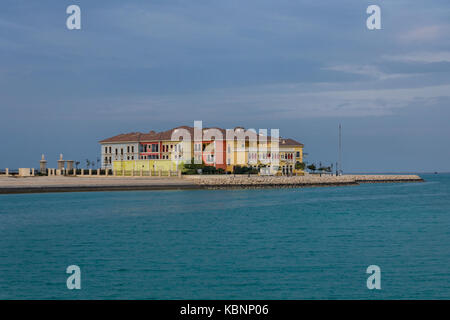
0 174 424 195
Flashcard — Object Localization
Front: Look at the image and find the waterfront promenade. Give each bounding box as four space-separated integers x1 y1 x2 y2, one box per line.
0 174 423 194
0 176 197 194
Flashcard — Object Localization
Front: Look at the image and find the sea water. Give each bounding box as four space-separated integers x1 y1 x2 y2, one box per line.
0 174 449 299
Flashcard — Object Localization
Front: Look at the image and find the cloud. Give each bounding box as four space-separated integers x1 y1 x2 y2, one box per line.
67 82 450 122
383 51 450 63
397 25 450 43
323 65 411 81
240 83 450 118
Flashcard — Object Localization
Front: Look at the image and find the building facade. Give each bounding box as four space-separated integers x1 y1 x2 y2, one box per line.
99 126 304 175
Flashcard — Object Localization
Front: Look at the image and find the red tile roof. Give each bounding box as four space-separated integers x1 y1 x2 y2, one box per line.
279 138 304 147
100 126 303 146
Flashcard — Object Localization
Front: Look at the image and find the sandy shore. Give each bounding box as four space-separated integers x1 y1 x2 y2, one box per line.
0 174 424 194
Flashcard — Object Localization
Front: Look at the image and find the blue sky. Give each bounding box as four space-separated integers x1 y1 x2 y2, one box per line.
1 0 449 172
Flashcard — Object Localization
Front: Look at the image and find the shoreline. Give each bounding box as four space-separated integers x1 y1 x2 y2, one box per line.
0 174 424 194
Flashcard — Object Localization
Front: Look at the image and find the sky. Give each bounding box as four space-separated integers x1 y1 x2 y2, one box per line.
0 0 449 172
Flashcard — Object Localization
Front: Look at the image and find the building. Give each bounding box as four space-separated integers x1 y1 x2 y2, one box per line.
99 126 304 175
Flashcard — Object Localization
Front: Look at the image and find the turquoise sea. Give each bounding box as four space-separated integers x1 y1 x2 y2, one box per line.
0 174 449 299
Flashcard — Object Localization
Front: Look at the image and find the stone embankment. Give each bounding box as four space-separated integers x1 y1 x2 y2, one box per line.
0 174 424 194
185 174 424 189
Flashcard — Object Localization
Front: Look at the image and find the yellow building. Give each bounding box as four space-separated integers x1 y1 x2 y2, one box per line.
101 126 304 176
113 159 179 176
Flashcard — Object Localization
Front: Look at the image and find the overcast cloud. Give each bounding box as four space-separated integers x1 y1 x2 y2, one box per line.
0 0 449 172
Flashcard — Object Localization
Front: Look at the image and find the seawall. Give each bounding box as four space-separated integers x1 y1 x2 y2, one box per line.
0 174 424 194
185 174 424 189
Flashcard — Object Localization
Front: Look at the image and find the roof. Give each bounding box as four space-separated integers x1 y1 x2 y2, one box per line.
279 138 304 147
100 126 303 146
99 132 144 143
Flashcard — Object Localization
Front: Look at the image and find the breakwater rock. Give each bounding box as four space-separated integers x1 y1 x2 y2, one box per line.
185 174 424 189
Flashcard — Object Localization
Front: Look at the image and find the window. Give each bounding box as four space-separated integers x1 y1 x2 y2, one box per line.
132 146 135 153
109 147 112 153
296 151 300 158
121 148 124 155
127 146 130 153
104 146 108 153
115 149 118 155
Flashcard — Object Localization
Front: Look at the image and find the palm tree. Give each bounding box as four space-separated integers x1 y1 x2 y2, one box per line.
307 164 316 173
295 161 305 170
